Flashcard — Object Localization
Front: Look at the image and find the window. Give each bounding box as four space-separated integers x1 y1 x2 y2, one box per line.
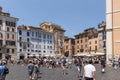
44 45 45 49
50 41 52 44
32 50 34 52
39 33 41 38
66 46 68 50
27 38 29 42
32 32 34 36
81 40 83 43
77 41 79 43
80 49 84 52
12 28 14 32
47 35 49 39
19 49 22 52
33 45 34 48
103 42 106 47
13 23 16 27
11 22 14 27
19 30 22 35
39 45 41 49
0 20 2 25
36 45 37 48
27 32 29 36
50 35 52 39
5 21 9 26
81 45 83 49
0 40 2 46
6 41 9 46
6 49 9 53
50 46 52 49
28 44 30 47
43 34 46 39
47 40 49 44
6 41 15 46
95 41 97 44
95 46 97 51
0 33 3 38
20 43 22 47
7 27 9 31
90 46 91 51
43 51 46 53
43 40 45 44
50 51 52 53
77 46 79 49
23 44 26 49
19 37 22 41
60 36 63 41
7 34 9 39
11 41 15 46
36 32 37 37
85 39 87 42
89 41 91 44
12 49 14 53
12 34 14 40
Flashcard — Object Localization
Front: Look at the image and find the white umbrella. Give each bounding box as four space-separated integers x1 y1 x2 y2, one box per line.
92 52 105 56
74 53 86 56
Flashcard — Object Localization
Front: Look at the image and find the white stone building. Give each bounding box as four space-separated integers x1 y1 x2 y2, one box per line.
17 25 54 59
0 6 18 59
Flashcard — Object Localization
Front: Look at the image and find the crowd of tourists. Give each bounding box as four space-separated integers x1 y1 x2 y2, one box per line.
0 56 120 80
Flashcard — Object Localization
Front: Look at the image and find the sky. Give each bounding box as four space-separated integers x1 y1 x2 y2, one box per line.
0 0 106 38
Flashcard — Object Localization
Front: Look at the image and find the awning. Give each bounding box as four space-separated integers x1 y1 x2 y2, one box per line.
74 53 87 56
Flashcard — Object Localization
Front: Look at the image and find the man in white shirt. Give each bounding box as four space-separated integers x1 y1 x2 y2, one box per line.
83 60 96 80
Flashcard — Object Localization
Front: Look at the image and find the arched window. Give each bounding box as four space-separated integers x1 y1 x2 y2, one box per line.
12 28 14 32
7 27 9 31
12 34 14 40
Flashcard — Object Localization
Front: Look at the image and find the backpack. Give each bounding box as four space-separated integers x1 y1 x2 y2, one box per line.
4 66 9 74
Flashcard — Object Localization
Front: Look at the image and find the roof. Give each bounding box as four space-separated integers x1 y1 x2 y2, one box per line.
40 22 65 32
18 25 53 34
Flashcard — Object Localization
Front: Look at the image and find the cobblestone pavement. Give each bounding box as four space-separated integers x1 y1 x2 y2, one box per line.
5 64 120 80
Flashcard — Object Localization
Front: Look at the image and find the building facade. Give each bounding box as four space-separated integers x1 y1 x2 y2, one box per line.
17 25 54 59
40 22 65 56
106 0 120 62
98 22 106 53
64 36 75 57
74 28 98 55
0 6 18 59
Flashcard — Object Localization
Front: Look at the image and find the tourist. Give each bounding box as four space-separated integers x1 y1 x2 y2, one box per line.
27 60 34 80
83 60 96 80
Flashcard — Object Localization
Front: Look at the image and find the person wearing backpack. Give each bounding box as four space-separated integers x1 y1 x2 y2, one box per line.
0 61 9 80
27 60 34 80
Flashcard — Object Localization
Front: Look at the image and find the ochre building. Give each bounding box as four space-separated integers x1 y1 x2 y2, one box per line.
74 28 98 55
64 36 75 57
106 0 120 61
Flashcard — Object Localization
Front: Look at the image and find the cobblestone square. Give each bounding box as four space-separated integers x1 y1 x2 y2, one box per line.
5 64 120 80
